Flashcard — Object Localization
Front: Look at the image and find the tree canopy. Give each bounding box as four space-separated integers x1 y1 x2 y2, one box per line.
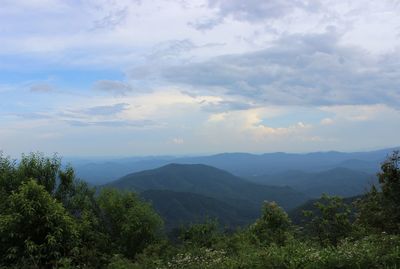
1 151 400 268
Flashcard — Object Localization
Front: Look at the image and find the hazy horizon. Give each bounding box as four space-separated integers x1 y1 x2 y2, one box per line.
1 1 400 156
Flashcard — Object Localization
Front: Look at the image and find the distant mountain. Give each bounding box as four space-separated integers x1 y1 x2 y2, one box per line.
106 163 309 211
171 148 394 176
74 159 171 185
247 167 377 198
72 147 397 184
333 159 380 174
141 190 258 230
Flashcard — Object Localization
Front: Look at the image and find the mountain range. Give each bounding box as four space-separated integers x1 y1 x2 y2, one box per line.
69 147 398 230
246 167 376 198
71 147 396 185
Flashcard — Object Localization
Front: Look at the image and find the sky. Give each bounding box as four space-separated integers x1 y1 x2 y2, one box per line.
1 0 400 157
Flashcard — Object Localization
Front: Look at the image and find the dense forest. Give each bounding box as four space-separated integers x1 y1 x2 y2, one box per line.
0 151 399 268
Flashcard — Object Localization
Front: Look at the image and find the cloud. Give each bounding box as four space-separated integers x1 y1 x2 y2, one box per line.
30 83 55 93
65 119 156 128
320 118 334 125
93 80 132 96
91 6 129 30
128 28 400 108
171 137 184 144
147 39 197 61
188 16 223 31
14 113 52 120
201 100 256 112
83 103 130 116
200 108 313 150
206 0 321 26
59 102 156 128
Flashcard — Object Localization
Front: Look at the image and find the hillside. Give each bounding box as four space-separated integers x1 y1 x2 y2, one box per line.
107 163 309 210
247 167 376 198
141 190 258 230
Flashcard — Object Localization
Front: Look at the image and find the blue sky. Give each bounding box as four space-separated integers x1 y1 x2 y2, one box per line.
1 0 400 156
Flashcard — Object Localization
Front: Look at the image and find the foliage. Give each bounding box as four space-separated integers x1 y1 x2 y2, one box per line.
0 180 79 268
0 153 163 268
356 151 400 234
179 219 222 248
97 188 163 259
250 201 292 246
303 194 352 246
1 151 400 268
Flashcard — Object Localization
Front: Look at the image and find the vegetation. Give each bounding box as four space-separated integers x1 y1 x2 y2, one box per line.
1 151 400 268
107 163 308 229
0 152 163 268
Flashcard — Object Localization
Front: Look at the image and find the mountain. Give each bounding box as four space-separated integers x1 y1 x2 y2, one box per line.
74 159 172 185
141 190 258 230
171 148 393 176
106 163 309 211
72 147 397 184
246 168 377 198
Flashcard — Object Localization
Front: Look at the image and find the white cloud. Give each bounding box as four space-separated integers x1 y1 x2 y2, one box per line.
171 137 184 144
320 118 334 125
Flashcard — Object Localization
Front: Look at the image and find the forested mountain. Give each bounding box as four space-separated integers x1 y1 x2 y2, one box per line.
141 190 258 230
106 163 309 211
247 167 376 198
73 148 396 185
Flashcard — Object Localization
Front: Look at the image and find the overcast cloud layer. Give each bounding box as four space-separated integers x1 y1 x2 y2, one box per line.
1 0 399 156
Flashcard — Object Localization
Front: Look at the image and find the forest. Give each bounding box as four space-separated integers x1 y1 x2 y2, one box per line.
0 151 399 269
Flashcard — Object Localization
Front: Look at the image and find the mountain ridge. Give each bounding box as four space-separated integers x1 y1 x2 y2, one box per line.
106 163 309 211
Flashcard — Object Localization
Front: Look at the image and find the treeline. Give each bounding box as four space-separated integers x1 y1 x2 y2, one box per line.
0 152 399 268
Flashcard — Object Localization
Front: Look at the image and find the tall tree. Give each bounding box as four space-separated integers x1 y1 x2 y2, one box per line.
303 194 352 246
356 151 400 233
97 188 163 259
0 180 78 268
250 201 292 246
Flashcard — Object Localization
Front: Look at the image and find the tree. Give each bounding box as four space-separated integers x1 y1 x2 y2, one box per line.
179 218 221 248
250 201 292 246
303 194 352 246
97 188 163 259
0 180 78 268
356 151 400 233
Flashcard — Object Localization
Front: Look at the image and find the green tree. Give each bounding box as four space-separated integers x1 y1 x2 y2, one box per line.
356 151 400 233
250 201 292 246
97 188 163 259
179 219 221 248
303 194 352 246
0 180 78 268
0 152 77 202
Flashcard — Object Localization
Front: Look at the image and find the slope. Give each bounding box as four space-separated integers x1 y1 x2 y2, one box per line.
247 167 376 198
107 163 309 210
141 190 259 230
